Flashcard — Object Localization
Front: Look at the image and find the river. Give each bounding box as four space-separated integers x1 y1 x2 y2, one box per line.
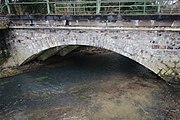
0 52 180 120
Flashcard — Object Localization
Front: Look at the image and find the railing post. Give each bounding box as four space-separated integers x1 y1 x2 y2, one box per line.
73 3 76 15
143 1 146 14
157 0 162 14
46 0 50 14
96 0 101 14
119 2 121 14
5 0 10 14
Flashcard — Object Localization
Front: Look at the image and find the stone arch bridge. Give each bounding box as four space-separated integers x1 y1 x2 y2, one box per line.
0 0 179 82
3 25 180 82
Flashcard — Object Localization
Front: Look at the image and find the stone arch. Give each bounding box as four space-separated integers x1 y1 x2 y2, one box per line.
20 44 139 65
15 43 160 79
4 29 180 81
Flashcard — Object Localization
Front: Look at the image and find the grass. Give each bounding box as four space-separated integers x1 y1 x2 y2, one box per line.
36 76 49 81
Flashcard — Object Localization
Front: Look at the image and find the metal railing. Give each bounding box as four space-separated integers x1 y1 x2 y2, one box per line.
0 0 179 15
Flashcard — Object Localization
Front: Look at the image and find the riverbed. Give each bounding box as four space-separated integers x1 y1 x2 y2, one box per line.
0 53 180 120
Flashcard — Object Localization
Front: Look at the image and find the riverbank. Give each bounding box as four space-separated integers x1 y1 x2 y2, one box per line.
0 62 42 78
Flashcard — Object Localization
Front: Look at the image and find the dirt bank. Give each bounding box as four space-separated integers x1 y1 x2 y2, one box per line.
0 62 42 78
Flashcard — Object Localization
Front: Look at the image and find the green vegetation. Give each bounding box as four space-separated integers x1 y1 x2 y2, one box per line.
9 0 47 14
36 76 48 81
41 92 50 99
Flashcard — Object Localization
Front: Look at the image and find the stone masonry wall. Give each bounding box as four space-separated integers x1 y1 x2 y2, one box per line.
3 28 180 82
0 30 9 65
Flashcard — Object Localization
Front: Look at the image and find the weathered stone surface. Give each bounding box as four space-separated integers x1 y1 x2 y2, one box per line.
2 28 180 82
8 20 180 28
37 46 65 61
58 46 79 56
0 30 9 65
0 17 9 29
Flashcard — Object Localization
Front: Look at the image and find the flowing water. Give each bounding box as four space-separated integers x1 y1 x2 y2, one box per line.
0 53 180 120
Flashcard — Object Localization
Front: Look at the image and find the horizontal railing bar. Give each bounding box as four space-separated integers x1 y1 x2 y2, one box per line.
57 10 155 12
8 0 175 5
6 1 179 6
55 6 159 9
55 0 154 2
55 1 97 4
8 2 55 5
55 4 160 7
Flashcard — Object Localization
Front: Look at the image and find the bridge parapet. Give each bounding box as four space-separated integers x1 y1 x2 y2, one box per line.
2 15 180 29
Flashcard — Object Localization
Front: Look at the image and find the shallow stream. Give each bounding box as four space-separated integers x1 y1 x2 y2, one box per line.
0 53 179 120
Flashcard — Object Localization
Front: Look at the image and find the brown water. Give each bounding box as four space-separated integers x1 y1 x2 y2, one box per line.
0 53 180 120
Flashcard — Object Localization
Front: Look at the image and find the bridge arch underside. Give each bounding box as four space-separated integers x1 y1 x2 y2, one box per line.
5 29 180 82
